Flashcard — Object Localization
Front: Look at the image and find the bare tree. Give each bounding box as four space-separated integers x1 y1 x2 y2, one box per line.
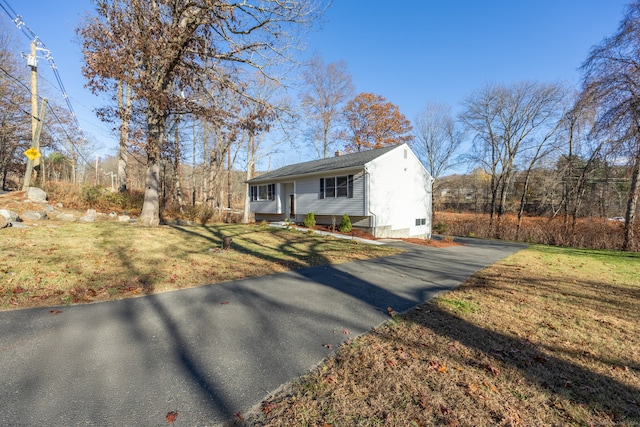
0 23 31 190
411 102 464 182
300 56 354 159
78 0 323 226
581 1 640 251
461 81 566 236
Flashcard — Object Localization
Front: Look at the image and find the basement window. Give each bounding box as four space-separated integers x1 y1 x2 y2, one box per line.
415 218 426 226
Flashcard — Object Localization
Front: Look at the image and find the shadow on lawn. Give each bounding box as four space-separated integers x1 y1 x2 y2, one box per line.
405 304 640 423
167 223 334 270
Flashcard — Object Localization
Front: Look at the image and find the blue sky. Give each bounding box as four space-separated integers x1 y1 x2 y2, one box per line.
0 0 630 167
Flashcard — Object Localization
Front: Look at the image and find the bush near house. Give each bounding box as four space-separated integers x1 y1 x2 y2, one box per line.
338 213 352 233
303 212 316 228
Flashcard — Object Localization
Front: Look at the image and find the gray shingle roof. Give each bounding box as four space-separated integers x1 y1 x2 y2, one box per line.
247 144 401 183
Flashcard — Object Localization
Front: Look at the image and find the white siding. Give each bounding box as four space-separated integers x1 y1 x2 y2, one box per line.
366 146 433 238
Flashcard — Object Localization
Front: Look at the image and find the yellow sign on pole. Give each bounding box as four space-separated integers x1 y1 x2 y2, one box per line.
24 147 41 161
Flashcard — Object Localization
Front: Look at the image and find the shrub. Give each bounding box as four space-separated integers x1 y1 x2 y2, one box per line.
433 221 448 234
338 213 352 233
80 185 106 207
303 212 316 228
199 208 214 225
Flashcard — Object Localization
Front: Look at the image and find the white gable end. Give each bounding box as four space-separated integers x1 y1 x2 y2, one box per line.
365 145 433 238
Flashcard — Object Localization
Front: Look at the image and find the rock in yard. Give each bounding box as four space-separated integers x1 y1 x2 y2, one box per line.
22 211 48 220
0 216 7 229
26 187 47 202
0 209 20 222
80 209 97 222
118 215 130 222
57 213 76 222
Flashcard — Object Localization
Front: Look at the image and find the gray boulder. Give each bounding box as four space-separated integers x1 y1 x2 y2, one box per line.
22 211 48 220
0 209 20 222
57 213 76 222
80 209 97 222
26 187 47 202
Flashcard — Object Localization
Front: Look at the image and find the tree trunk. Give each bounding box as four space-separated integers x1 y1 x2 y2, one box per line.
515 172 532 241
622 146 640 251
227 148 232 210
139 104 164 227
174 118 184 214
139 159 161 226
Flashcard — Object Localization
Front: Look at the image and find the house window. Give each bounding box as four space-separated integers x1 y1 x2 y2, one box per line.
415 218 426 226
319 175 354 199
250 184 275 201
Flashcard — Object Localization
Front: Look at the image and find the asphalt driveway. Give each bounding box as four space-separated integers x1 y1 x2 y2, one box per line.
0 237 525 426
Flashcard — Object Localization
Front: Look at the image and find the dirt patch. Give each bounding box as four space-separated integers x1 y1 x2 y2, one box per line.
400 237 462 247
0 191 29 213
310 224 377 240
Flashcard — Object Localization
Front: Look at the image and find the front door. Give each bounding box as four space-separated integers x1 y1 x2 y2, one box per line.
289 194 295 219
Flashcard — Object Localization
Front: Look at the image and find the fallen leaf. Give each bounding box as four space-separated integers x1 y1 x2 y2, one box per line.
165 411 178 423
50 309 63 314
261 401 278 414
387 306 397 317
437 364 448 373
483 380 498 392
324 374 338 384
440 405 451 415
323 343 333 350
534 355 548 363
484 364 501 376
234 412 244 421
220 301 230 305
342 329 350 335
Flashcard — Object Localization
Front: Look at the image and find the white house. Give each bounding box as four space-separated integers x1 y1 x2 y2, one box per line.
247 143 434 238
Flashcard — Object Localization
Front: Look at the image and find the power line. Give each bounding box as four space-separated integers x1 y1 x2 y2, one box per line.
0 61 93 167
0 0 87 145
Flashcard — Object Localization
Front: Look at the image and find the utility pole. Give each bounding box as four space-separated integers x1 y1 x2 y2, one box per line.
22 41 39 191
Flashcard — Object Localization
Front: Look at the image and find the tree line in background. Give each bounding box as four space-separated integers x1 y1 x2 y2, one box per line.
0 0 638 250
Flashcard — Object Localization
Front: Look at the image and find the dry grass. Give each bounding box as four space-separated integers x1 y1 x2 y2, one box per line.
0 222 399 310
434 212 640 251
250 245 640 426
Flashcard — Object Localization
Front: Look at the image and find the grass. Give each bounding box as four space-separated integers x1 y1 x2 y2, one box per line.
250 245 640 426
0 222 399 310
